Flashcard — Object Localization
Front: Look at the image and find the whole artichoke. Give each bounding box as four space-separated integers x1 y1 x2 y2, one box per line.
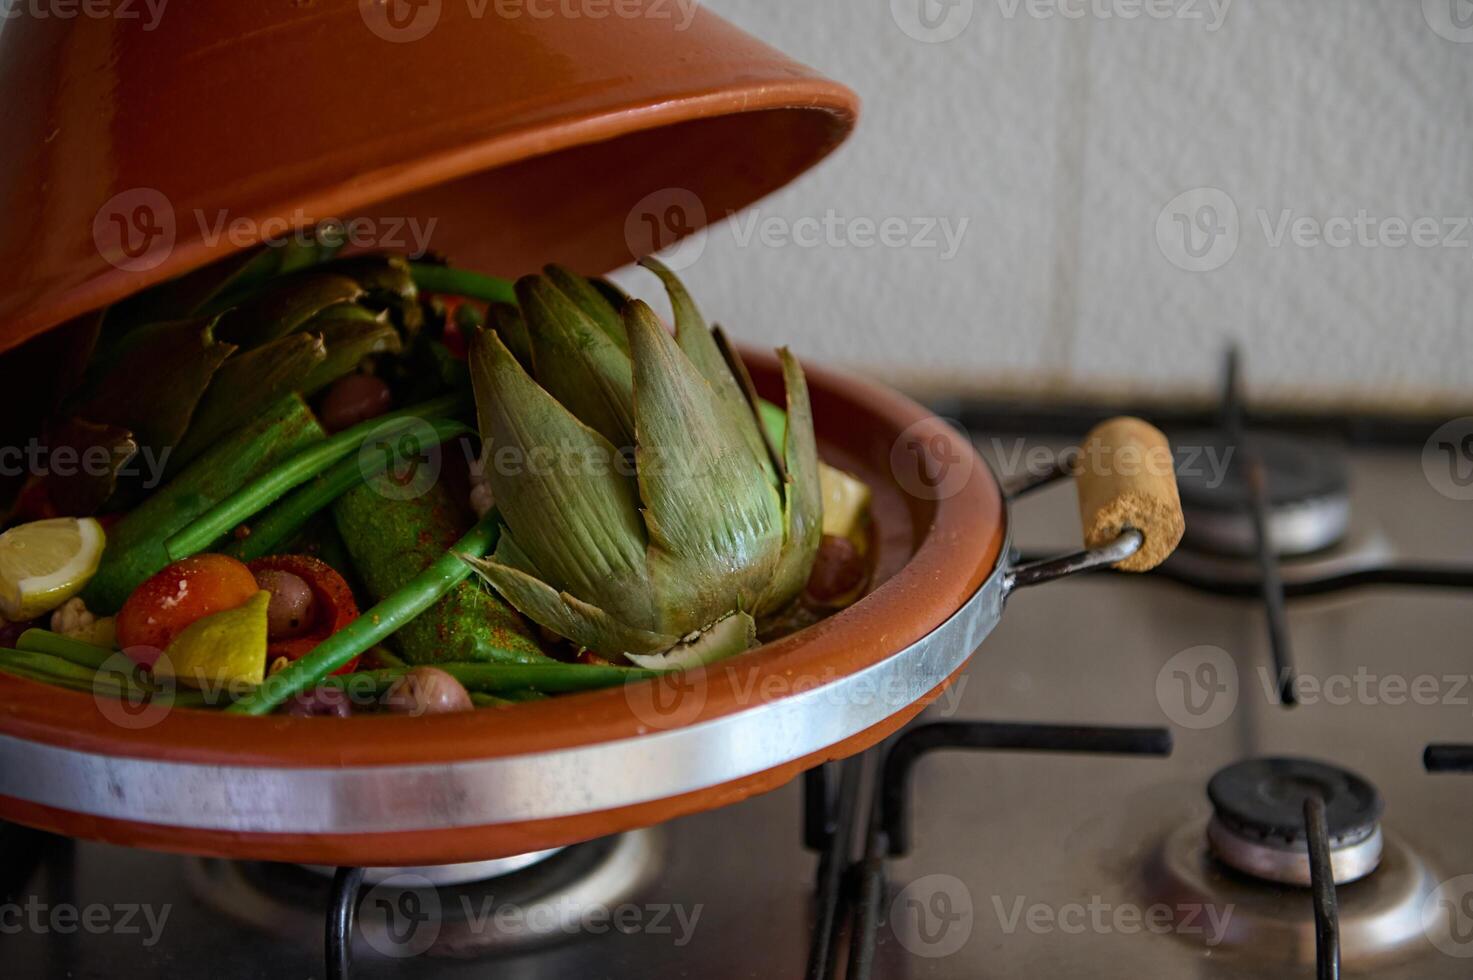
465 259 821 660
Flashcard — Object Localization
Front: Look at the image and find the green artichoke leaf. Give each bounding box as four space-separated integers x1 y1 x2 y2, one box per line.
213 273 364 349
173 331 328 467
591 276 633 311
70 316 236 455
93 240 328 341
469 327 657 631
516 274 637 450
625 611 758 672
193 238 341 316
638 258 775 485
544 265 629 354
316 254 423 336
300 308 403 395
713 325 788 481
487 303 535 375
758 349 824 616
489 527 542 578
33 418 138 517
625 301 784 636
463 555 678 657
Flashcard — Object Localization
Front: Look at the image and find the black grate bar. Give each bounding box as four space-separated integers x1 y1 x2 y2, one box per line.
846 832 885 980
1153 562 1473 597
1220 348 1297 707
880 722 1173 857
806 757 864 980
1243 456 1297 706
1424 745 1473 773
1304 796 1342 980
326 866 366 980
840 721 1173 980
804 764 834 852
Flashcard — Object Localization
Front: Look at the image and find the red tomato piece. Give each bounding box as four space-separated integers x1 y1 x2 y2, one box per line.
116 555 261 660
247 555 361 675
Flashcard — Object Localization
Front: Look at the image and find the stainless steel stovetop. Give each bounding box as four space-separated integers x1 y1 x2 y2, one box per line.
5 416 1473 978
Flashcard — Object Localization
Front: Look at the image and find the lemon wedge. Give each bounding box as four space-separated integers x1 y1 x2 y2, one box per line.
819 463 872 540
157 590 270 691
0 517 106 621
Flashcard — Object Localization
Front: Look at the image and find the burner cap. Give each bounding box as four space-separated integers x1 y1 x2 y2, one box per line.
1207 757 1385 886
1174 432 1351 558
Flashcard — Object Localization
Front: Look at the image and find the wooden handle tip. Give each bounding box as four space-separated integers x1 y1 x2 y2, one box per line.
1075 417 1185 572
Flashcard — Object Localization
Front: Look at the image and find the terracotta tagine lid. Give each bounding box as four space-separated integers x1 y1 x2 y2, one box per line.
0 0 858 356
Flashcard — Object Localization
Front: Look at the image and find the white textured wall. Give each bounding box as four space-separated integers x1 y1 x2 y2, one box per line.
612 0 1473 410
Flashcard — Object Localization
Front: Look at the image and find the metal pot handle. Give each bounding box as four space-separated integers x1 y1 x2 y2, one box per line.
1003 417 1186 592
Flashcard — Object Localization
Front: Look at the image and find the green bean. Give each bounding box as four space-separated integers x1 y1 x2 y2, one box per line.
0 662 119 696
0 648 117 685
0 650 220 710
226 418 473 562
15 629 115 670
0 650 207 705
321 663 660 696
227 511 503 715
409 263 516 305
165 392 471 561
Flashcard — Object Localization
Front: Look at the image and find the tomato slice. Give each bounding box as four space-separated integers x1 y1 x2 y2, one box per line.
247 555 361 675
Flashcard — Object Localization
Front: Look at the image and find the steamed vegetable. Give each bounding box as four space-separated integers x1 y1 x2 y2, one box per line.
463 259 822 658
224 417 472 563
247 554 360 672
114 554 261 656
227 511 505 715
154 590 270 690
4 245 875 717
322 662 664 696
16 628 115 670
82 396 326 613
333 477 543 665
162 391 469 562
410 263 516 305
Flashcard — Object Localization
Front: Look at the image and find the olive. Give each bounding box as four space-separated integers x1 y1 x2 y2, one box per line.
255 570 317 639
382 667 474 716
283 686 352 719
318 373 392 433
805 535 866 603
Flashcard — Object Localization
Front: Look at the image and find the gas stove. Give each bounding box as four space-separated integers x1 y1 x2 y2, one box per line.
5 357 1473 979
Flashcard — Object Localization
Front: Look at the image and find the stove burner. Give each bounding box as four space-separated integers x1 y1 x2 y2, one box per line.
1175 432 1351 558
300 848 564 886
186 830 662 958
1207 757 1384 886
